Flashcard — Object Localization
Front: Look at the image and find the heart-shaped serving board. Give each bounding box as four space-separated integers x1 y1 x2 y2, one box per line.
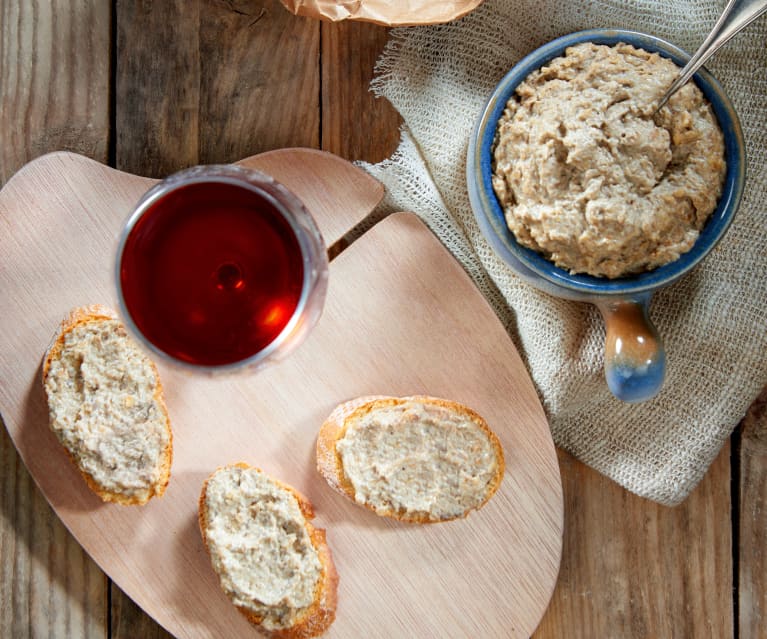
0 150 562 639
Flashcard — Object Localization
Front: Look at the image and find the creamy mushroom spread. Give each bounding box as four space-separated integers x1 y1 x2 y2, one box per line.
202 466 321 630
337 400 498 520
44 320 169 499
492 42 726 278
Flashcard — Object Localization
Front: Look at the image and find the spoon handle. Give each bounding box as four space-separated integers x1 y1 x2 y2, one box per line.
656 0 767 110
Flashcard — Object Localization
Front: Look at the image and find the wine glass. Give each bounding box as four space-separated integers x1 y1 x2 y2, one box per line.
115 164 328 374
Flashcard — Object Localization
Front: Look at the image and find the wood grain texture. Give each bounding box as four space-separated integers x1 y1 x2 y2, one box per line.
1 428 108 639
115 0 319 178
534 446 733 639
115 0 201 176
0 2 110 638
739 387 767 639
321 20 401 162
0 153 562 639
3 2 766 638
0 0 110 183
110 581 172 639
198 0 319 162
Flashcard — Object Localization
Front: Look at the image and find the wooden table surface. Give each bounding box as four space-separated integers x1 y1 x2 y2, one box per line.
1 2 765 638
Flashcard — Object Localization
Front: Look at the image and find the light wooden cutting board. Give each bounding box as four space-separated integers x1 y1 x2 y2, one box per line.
0 150 563 639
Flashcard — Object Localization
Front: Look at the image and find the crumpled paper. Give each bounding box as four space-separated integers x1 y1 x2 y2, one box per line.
279 0 484 26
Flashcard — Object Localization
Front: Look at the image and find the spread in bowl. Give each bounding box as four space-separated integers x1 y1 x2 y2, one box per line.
467 29 745 402
491 42 726 279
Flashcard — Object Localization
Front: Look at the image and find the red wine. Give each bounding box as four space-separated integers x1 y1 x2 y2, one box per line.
119 180 304 366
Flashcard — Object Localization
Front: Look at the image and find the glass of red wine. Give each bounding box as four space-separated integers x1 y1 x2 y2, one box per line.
115 164 328 373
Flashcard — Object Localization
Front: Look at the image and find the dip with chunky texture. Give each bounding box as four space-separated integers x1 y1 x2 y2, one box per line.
44 317 171 503
336 399 500 520
492 42 726 278
201 465 322 631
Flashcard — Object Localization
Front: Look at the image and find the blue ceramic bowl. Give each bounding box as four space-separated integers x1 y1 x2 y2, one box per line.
467 28 745 402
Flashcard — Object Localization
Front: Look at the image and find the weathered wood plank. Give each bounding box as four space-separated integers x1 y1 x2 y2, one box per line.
1 427 109 639
115 0 319 179
0 0 110 180
534 446 733 638
739 387 767 639
321 20 401 162
198 0 320 162
110 582 172 639
115 0 201 177
0 1 110 638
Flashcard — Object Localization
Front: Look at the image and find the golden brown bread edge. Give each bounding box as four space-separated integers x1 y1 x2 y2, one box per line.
198 463 338 639
41 304 173 505
316 395 506 523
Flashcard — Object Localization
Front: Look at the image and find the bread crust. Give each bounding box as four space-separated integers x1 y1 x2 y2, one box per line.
316 395 505 523
42 305 173 505
198 463 338 639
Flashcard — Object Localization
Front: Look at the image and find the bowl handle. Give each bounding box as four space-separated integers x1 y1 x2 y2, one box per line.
595 295 665 403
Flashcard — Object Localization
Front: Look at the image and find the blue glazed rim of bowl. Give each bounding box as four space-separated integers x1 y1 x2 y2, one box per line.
468 28 746 297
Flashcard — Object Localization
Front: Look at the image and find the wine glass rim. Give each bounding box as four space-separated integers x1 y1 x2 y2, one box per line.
114 165 328 374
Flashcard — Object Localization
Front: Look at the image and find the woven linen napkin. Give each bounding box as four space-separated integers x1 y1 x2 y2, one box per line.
359 0 767 505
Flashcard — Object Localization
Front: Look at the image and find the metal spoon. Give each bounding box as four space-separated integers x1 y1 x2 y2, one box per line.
655 0 767 112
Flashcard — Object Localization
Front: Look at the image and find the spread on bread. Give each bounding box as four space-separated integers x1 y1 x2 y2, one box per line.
43 305 502 631
199 464 338 638
317 395 505 523
42 305 172 505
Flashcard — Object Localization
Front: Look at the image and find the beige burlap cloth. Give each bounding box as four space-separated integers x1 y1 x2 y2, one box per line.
359 0 767 505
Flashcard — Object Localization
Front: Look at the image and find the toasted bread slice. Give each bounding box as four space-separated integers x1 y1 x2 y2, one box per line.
42 305 172 505
199 463 338 639
317 395 505 523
